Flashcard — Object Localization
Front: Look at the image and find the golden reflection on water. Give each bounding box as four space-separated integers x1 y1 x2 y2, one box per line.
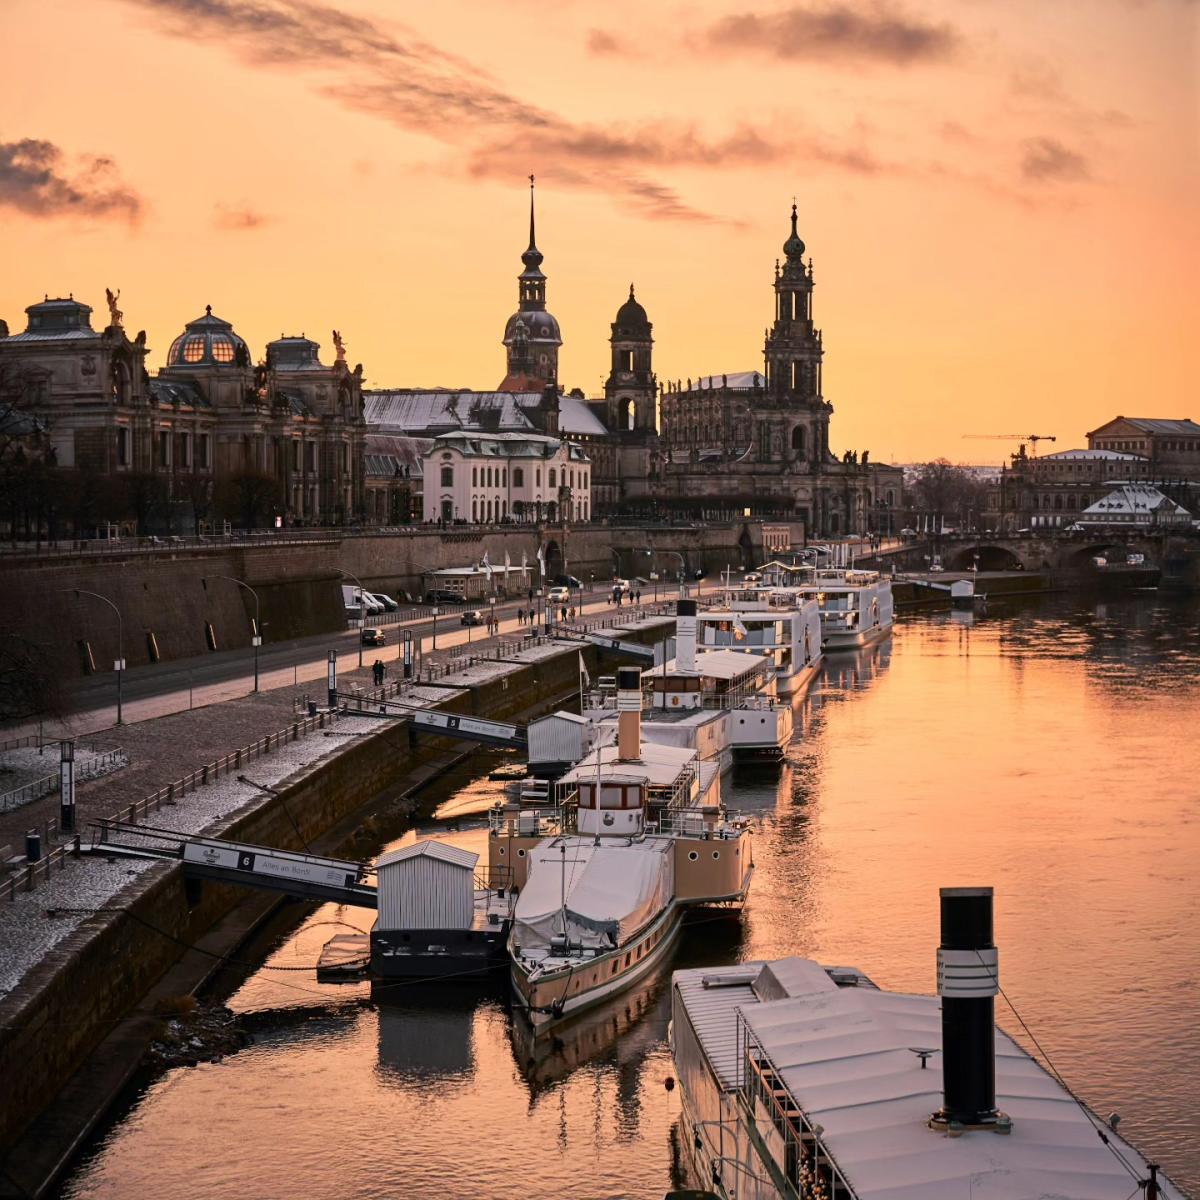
62 594 1200 1199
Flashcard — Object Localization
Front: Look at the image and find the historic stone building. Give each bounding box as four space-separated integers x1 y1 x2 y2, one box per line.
656 206 902 536
0 292 365 534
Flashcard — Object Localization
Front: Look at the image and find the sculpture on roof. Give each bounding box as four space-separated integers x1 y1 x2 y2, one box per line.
105 287 123 328
332 329 346 362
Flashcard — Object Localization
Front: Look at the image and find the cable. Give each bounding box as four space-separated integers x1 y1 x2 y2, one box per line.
974 949 1146 1185
236 774 315 854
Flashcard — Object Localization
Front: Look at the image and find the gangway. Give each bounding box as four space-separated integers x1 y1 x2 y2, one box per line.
85 822 379 908
557 628 656 662
336 692 529 749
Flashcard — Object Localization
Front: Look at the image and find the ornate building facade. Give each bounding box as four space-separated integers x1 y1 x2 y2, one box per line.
0 293 365 534
656 206 902 536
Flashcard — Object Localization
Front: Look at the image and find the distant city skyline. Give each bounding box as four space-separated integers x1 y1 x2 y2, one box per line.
1 0 1195 461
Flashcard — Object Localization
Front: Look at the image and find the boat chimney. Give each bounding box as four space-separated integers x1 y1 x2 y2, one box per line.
616 666 642 761
931 886 1007 1132
676 599 698 673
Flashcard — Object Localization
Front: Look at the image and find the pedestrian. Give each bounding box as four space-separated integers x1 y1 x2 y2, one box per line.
561 604 567 623
372 659 384 687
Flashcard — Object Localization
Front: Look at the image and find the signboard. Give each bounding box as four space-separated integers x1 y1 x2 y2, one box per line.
182 840 360 889
415 711 519 740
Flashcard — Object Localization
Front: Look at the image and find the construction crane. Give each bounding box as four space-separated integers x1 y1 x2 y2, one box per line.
963 433 1057 457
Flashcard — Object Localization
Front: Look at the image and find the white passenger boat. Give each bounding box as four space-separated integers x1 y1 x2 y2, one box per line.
799 567 894 651
695 596 824 702
490 666 753 1032
670 886 1185 1200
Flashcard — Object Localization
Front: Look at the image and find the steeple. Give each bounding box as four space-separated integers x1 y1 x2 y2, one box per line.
764 199 821 401
499 175 562 391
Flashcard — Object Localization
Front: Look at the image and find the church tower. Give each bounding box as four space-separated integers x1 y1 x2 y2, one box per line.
499 177 562 392
764 204 822 399
603 284 656 433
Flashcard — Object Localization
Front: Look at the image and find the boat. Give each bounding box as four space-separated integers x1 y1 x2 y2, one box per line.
490 665 753 1032
670 886 1185 1200
696 595 824 701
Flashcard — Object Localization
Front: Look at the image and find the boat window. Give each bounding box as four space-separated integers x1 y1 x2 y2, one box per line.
688 850 699 861
612 962 619 975
712 850 721 860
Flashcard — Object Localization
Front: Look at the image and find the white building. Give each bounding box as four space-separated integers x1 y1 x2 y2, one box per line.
422 430 590 524
1078 482 1191 528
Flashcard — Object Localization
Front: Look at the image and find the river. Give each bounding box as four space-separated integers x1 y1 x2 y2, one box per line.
57 591 1200 1199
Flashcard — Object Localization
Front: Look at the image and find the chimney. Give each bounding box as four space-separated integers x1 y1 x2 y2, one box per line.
931 887 1007 1131
676 598 697 674
616 666 642 761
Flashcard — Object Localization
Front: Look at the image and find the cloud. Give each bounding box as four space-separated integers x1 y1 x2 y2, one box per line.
700 2 961 66
116 0 824 222
1020 136 1091 183
585 28 628 56
0 138 142 222
213 203 272 230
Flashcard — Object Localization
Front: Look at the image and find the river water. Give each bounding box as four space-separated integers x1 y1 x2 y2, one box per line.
58 591 1200 1199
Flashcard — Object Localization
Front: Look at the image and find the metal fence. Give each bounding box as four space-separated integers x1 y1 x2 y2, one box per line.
0 748 129 813
1 710 340 901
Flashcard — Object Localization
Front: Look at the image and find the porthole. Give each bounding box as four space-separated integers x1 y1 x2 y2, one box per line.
688 850 699 861
712 850 721 860
498 847 505 856
517 848 526 857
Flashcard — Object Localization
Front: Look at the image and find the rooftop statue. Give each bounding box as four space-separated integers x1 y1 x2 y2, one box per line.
332 329 346 362
105 287 123 328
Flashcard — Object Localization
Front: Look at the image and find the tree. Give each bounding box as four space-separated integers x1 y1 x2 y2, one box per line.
909 460 989 529
0 632 69 725
217 471 282 529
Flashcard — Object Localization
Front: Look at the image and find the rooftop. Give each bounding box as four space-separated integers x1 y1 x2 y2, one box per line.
364 390 608 437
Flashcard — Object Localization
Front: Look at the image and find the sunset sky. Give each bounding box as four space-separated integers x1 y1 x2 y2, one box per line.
1 0 1196 462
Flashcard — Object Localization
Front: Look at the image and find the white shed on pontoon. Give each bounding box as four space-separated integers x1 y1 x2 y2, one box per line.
375 840 478 932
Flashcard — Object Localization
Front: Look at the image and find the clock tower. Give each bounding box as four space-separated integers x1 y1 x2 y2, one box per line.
603 284 655 433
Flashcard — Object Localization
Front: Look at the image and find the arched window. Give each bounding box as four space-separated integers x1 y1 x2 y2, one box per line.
548 468 557 488
441 466 453 487
472 499 478 521
791 425 806 454
513 467 524 487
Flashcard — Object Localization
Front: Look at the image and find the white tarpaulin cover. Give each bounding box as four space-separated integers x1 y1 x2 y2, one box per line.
513 837 674 952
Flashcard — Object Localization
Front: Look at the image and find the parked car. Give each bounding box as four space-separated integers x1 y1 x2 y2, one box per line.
361 627 386 646
743 571 762 583
425 590 461 604
460 609 484 626
358 591 384 614
548 586 570 603
371 592 399 611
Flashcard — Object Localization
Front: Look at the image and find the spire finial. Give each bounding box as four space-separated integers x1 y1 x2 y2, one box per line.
629 283 635 299
205 304 212 316
528 173 537 251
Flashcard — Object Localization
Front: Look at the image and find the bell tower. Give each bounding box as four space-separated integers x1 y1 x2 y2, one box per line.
603 284 656 434
764 203 822 402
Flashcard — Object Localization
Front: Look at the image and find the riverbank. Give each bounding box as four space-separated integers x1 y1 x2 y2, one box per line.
0 618 670 1199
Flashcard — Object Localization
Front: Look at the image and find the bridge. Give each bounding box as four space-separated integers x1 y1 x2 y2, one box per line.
861 529 1199 575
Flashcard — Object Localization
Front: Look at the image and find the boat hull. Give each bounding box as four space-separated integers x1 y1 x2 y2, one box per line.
370 925 510 981
511 903 685 1031
822 620 893 653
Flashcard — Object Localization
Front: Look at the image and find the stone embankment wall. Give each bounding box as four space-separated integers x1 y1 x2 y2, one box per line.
4 522 765 681
0 638 624 1161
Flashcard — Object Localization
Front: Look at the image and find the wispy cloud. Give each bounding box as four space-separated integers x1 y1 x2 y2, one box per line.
213 203 273 230
0 138 142 223
116 0 847 222
1020 136 1091 183
698 2 961 66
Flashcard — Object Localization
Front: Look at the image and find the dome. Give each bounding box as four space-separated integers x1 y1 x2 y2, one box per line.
504 309 561 346
166 305 250 368
783 203 806 260
613 284 651 338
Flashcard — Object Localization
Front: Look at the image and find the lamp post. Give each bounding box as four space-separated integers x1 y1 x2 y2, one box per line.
70 589 124 725
336 568 366 668
204 575 262 692
431 606 439 651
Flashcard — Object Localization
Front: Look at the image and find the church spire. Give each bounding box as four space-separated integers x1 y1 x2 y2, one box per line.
522 174 544 275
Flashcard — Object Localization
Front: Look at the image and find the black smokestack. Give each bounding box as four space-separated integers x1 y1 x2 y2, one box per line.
933 886 1002 1129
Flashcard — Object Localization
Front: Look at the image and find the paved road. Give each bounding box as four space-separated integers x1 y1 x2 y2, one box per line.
10 588 688 741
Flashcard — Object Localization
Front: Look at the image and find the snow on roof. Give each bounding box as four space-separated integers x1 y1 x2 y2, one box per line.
1116 418 1200 437
376 840 478 872
660 648 773 680
689 371 766 391
559 740 695 787
1040 448 1146 462
1082 483 1190 517
557 394 609 436
740 977 1187 1200
363 389 609 438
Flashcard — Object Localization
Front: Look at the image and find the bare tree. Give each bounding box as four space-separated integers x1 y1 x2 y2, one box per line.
0 632 69 725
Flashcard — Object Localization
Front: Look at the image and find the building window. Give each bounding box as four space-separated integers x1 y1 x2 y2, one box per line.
210 337 235 363
472 467 477 486
292 441 301 471
441 466 454 487
549 469 557 487
513 468 524 487
199 434 211 469
116 426 130 467
158 430 170 468
181 336 205 363
536 469 541 487
179 432 191 468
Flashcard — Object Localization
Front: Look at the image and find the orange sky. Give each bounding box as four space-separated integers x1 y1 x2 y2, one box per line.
1 0 1196 461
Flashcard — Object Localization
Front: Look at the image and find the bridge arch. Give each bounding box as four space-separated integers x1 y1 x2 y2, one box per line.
945 544 1024 572
1061 541 1133 569
543 539 563 580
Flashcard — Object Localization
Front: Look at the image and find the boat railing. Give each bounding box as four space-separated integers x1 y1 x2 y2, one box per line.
487 805 573 839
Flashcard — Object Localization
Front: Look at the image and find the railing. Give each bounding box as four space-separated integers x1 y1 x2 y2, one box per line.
0 748 129 813
1 710 341 901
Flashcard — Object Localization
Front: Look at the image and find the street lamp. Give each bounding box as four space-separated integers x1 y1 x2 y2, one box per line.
68 589 124 724
204 575 262 692
336 568 366 668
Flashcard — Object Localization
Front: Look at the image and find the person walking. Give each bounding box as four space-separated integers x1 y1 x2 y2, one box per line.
372 659 384 687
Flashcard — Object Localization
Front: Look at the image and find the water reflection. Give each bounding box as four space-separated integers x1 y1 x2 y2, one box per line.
57 593 1200 1199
